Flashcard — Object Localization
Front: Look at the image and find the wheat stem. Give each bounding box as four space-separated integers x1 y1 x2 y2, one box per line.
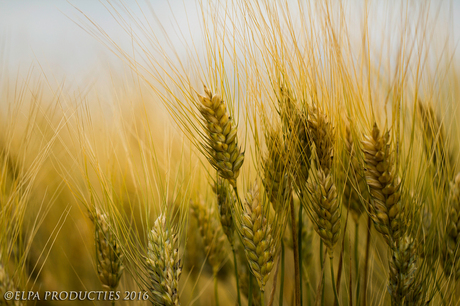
248 272 253 306
232 247 242 306
362 215 372 306
330 257 340 306
289 195 301 306
279 241 285 306
320 241 325 306
214 274 219 306
354 221 359 280
267 255 280 306
298 205 303 306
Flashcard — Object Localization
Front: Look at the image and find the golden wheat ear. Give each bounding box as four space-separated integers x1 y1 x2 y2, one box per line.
303 149 341 256
362 122 403 247
342 126 368 222
239 182 278 292
92 211 124 291
146 213 182 306
262 128 291 213
197 85 244 187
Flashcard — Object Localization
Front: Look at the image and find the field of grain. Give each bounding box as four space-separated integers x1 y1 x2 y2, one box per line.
1 0 460 305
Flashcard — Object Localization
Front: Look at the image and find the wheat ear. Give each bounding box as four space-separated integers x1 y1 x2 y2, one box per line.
442 173 460 280
240 182 277 291
146 213 182 306
92 211 124 291
362 123 403 246
307 105 334 173
262 129 291 213
305 158 341 256
388 236 423 305
190 199 227 275
343 126 368 222
277 84 310 182
197 85 244 187
301 105 340 256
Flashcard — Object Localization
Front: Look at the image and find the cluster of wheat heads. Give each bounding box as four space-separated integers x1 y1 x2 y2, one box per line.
80 0 460 304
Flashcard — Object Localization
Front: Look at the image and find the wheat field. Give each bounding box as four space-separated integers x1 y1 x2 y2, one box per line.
1 0 460 305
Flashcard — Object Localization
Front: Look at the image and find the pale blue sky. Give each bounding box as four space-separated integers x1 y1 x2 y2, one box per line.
1 0 459 86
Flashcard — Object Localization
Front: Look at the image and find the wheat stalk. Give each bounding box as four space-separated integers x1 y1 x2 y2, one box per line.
197 85 244 187
362 122 403 247
146 213 182 306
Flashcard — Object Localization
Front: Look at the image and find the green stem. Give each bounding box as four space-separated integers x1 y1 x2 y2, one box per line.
354 220 360 306
298 205 303 306
260 288 265 306
279 241 285 306
248 271 253 306
354 221 359 280
362 215 371 306
214 273 219 306
289 195 301 306
232 247 242 306
330 257 340 306
320 241 325 306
